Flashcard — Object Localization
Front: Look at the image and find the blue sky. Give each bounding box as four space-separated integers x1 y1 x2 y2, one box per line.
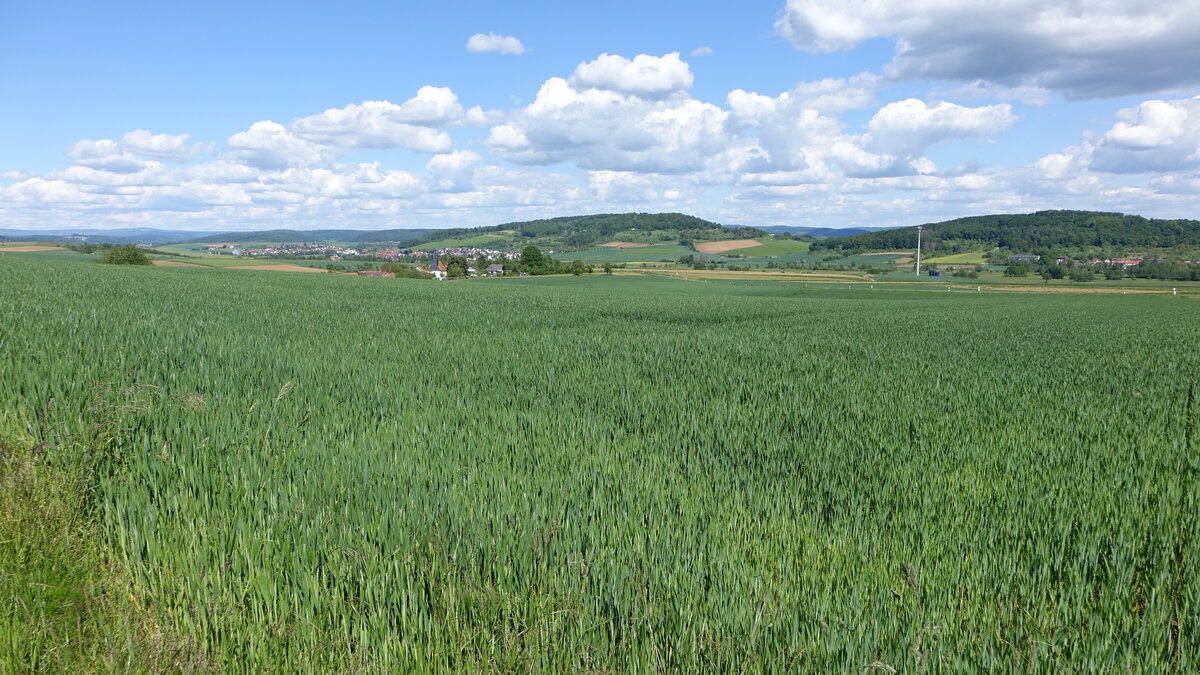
3 0 1199 231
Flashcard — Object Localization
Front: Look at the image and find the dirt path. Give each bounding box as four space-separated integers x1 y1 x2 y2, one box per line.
0 245 64 252
228 264 325 273
696 239 761 254
151 260 205 267
882 281 1178 294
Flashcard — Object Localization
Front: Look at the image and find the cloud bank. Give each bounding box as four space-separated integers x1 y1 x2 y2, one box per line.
775 0 1200 99
4 39 1200 231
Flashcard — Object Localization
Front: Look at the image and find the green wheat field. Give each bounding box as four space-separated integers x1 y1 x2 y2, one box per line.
1 255 1196 671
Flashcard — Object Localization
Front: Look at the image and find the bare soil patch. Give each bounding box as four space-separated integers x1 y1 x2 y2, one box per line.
600 241 652 249
0 245 64 252
228 264 324 273
695 239 762 254
151 260 204 267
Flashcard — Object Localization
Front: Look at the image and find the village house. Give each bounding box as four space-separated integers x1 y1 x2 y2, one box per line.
416 256 448 280
485 264 505 276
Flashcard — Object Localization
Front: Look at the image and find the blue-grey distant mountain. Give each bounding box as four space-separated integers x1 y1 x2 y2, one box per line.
0 227 229 245
748 225 895 237
179 229 425 244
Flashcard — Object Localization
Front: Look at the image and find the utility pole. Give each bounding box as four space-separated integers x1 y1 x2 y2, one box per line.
915 226 922 277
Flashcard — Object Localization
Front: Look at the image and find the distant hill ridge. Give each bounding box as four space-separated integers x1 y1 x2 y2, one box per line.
181 229 414 244
384 213 764 249
754 225 891 237
0 227 228 245
176 213 765 249
810 210 1200 256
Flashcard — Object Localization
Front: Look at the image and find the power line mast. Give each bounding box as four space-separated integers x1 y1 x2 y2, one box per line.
915 226 922 277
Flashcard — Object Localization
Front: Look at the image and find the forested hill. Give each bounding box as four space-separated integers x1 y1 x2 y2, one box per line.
375 213 763 248
810 211 1200 255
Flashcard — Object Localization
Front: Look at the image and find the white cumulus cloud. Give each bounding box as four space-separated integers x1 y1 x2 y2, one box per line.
466 33 527 55
1090 96 1200 173
120 130 211 162
570 52 694 100
486 76 731 173
65 130 209 173
227 121 336 170
865 99 1017 157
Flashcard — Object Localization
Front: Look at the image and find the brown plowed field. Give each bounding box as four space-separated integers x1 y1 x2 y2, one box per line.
695 239 761 254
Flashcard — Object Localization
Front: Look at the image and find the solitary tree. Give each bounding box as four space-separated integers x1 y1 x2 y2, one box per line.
100 245 151 265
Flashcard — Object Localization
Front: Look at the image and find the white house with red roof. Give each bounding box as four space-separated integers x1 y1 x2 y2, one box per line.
416 256 448 280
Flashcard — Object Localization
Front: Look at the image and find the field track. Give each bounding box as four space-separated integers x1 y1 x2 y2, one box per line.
651 269 869 282
151 260 204 267
227 263 325 273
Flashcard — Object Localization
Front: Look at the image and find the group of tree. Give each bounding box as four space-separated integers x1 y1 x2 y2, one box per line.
97 245 152 265
71 242 183 264
1003 260 1100 282
518 246 595 276
1005 257 1200 282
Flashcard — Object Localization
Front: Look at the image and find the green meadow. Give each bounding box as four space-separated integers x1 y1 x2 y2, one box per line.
923 252 988 265
1 256 1196 672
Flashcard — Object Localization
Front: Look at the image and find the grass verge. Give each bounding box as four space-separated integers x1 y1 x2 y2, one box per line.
0 423 199 672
